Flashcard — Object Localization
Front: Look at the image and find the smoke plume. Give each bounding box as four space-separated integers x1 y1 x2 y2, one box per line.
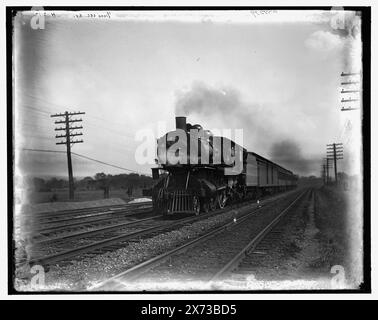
175 81 272 144
174 81 318 176
175 81 243 116
269 140 318 176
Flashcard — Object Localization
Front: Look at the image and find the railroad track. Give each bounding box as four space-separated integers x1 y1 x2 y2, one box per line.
17 202 153 240
26 214 168 265
24 206 154 241
209 189 314 284
24 190 300 268
91 188 309 291
18 201 152 228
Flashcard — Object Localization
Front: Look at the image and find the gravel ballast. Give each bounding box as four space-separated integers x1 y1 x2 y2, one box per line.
16 205 248 291
15 190 299 291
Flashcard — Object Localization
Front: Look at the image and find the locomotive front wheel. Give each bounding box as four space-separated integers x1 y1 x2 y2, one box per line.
193 196 201 215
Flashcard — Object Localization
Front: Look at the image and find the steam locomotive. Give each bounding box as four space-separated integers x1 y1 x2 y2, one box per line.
146 116 298 215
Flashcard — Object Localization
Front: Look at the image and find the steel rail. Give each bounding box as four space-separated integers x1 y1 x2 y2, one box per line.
21 202 152 221
26 209 154 235
19 205 152 230
91 189 307 290
209 189 310 282
29 193 276 266
32 214 163 246
28 204 240 266
28 189 300 267
22 205 124 216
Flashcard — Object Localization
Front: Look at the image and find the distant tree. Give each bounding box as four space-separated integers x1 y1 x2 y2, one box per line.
95 172 107 181
46 177 66 190
32 177 46 191
338 172 349 180
77 176 96 190
77 172 154 193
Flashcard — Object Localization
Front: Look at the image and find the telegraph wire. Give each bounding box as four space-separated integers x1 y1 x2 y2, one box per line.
19 105 52 116
20 94 135 141
20 148 151 176
71 152 150 176
22 93 135 133
21 148 66 154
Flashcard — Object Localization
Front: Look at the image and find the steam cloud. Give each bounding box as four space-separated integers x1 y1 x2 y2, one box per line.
175 81 271 140
175 81 317 176
175 81 243 116
269 140 319 176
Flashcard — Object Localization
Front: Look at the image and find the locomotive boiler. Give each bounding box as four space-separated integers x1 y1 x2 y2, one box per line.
146 116 297 215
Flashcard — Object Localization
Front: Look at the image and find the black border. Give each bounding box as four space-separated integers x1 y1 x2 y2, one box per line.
7 6 371 295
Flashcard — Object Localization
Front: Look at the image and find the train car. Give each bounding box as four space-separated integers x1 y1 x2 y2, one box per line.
145 116 298 215
245 154 297 194
244 152 296 198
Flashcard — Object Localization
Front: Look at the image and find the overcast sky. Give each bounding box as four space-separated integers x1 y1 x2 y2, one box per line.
14 10 362 178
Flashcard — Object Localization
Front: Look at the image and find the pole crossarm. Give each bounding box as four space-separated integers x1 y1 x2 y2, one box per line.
55 139 84 145
51 111 85 117
341 81 360 85
341 89 360 93
54 119 83 124
55 133 83 139
340 71 361 112
55 125 83 131
341 98 359 102
341 72 361 76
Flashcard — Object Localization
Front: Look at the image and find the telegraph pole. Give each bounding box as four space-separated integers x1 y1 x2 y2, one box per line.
321 163 326 185
340 72 361 112
323 157 333 185
326 143 343 185
326 158 330 184
51 111 85 200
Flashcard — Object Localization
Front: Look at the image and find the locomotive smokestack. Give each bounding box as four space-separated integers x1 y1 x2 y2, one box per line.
175 116 187 131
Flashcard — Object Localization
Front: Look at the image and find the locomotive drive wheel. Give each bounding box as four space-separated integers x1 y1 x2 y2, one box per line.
193 196 201 215
217 191 227 209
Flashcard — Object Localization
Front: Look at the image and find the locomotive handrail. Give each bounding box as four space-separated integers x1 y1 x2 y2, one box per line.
185 170 190 190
